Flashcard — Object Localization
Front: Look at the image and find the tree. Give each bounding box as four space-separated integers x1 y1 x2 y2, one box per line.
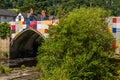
110 0 120 16
1 0 120 16
37 7 114 80
0 0 6 9
0 23 10 39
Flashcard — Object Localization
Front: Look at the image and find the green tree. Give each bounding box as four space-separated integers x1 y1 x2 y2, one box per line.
110 0 120 16
37 7 114 80
0 0 6 8
0 23 10 39
1 0 120 16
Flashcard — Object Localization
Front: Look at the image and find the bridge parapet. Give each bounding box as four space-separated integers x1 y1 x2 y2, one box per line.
10 19 59 40
105 17 120 54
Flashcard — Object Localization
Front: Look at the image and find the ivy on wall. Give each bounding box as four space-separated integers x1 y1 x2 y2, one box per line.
0 22 10 39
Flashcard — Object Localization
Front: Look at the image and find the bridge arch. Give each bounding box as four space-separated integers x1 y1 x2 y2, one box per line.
10 28 45 59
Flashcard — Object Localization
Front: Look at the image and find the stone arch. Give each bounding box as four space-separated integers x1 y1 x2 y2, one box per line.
10 28 45 59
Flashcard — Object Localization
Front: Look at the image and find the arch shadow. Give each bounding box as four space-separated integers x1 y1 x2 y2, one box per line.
10 28 45 59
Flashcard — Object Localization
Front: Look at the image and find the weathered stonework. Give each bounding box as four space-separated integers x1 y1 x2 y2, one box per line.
0 37 9 59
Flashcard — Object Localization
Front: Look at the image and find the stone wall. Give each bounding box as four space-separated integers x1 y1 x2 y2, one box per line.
0 38 9 58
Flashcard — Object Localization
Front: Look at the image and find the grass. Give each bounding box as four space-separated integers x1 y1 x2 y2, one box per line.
0 65 11 74
0 51 9 60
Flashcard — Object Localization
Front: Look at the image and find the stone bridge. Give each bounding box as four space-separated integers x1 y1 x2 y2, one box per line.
1 16 120 67
8 19 58 67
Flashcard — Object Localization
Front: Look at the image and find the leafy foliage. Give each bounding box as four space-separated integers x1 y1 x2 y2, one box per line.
0 22 10 39
37 7 114 80
1 0 120 16
0 65 11 74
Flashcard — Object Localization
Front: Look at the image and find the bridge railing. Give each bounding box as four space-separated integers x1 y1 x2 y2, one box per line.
9 19 59 39
9 17 120 54
105 17 120 54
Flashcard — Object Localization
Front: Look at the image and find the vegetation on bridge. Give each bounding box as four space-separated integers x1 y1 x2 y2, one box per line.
37 7 115 80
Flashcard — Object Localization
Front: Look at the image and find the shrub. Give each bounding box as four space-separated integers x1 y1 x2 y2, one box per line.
21 64 26 69
4 66 11 73
0 65 10 74
0 66 4 74
0 22 10 39
37 7 114 80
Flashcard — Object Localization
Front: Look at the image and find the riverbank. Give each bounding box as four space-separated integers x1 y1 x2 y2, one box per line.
0 57 37 67
0 67 39 80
